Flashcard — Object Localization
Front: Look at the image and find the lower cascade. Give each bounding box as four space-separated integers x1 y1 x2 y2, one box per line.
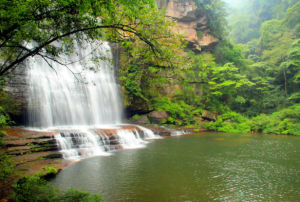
54 125 159 160
25 41 159 160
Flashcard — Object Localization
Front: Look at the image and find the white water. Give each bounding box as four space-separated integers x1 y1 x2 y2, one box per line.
27 40 122 128
55 130 109 160
26 40 159 160
136 125 161 139
55 126 159 160
117 129 146 149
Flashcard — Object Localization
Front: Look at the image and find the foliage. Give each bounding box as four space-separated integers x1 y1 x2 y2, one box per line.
132 114 142 120
285 1 300 29
13 176 59 202
0 154 15 181
227 0 299 43
151 97 195 125
203 111 251 133
0 106 9 146
213 39 245 67
193 0 228 39
42 166 59 175
60 189 102 202
13 176 102 202
203 104 300 136
251 104 300 135
0 0 183 76
223 0 300 118
0 82 11 145
184 51 253 113
119 13 187 112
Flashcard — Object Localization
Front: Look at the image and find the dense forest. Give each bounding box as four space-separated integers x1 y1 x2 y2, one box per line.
0 0 300 200
120 0 300 135
1 0 299 136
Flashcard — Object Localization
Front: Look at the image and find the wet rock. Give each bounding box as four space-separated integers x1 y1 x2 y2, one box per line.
202 110 218 121
147 111 169 124
45 153 63 159
131 115 149 125
141 124 172 136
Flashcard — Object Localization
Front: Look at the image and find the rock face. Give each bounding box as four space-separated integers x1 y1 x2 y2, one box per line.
4 65 29 125
5 65 28 104
160 0 219 51
202 110 218 121
148 110 169 124
131 115 149 125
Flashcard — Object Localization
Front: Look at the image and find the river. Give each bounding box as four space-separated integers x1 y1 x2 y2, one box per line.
51 133 300 201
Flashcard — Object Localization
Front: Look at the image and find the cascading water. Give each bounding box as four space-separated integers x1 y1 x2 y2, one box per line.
27 41 122 128
55 130 109 160
26 40 159 160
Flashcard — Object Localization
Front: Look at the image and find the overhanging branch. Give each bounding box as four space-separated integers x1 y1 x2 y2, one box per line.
0 23 160 76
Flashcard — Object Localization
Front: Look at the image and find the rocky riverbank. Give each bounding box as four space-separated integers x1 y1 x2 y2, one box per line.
2 125 194 176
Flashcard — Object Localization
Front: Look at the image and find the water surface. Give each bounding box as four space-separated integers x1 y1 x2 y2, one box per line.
51 133 300 201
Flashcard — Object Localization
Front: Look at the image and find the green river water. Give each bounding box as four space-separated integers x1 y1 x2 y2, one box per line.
51 133 300 201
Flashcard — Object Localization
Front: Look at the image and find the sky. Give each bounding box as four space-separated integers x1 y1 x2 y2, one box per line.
223 0 243 8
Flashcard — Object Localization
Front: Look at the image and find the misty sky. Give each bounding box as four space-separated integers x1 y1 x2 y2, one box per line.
223 0 243 8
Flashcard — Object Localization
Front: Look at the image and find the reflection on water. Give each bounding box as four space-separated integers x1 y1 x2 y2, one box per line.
51 133 300 201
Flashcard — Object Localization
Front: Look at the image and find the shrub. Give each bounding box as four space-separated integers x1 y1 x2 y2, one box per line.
0 154 15 181
13 176 102 202
251 104 300 135
203 111 251 133
13 176 59 202
132 114 141 120
59 189 102 202
152 97 195 125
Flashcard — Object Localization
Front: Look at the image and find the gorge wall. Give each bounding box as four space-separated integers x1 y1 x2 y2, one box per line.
158 0 219 51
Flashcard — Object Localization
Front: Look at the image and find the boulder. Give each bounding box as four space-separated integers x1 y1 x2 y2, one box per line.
147 110 169 124
201 110 218 121
131 115 149 125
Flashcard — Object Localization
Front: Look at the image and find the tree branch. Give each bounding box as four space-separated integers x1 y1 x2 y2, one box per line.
0 24 159 76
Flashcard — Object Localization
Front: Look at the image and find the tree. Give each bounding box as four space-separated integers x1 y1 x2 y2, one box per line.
285 1 300 29
193 0 228 39
0 0 183 76
227 0 299 43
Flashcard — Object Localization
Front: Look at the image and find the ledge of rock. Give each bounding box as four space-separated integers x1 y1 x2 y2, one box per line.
147 110 169 124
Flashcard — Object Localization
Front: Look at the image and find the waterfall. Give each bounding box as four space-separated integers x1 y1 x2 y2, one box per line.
26 40 159 160
55 126 159 160
27 41 122 128
55 130 110 160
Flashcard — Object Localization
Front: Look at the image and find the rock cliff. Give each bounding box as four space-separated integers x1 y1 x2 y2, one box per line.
158 0 219 51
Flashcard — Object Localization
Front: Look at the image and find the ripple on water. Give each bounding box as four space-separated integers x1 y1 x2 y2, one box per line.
51 134 300 201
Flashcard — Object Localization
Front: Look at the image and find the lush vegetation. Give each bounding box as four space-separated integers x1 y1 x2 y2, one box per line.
0 0 182 76
0 0 299 199
1 1 298 132
121 0 300 136
13 175 102 202
0 0 187 200
203 104 300 135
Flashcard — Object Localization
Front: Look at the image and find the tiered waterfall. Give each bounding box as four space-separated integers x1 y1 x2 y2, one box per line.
26 40 158 160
